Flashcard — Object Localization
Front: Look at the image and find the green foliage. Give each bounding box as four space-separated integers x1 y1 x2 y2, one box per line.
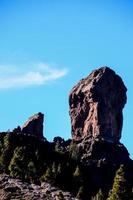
73 165 83 193
0 132 133 200
4 134 10 146
69 142 80 161
54 137 65 154
0 135 5 171
52 162 58 175
0 137 4 155
0 134 14 171
41 166 54 182
76 185 86 200
8 146 28 179
107 165 132 200
73 165 82 180
27 160 37 182
91 189 104 200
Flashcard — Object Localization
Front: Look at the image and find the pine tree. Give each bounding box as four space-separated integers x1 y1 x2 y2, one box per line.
27 160 37 182
52 162 58 177
8 146 27 180
76 185 86 200
91 189 104 200
73 165 83 185
41 166 54 182
107 165 132 200
0 134 12 170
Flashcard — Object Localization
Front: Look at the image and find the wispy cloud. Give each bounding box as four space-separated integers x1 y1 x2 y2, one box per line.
0 63 68 90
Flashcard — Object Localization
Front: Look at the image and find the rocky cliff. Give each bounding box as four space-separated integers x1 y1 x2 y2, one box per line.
13 112 44 138
69 67 127 142
0 66 132 200
21 112 44 138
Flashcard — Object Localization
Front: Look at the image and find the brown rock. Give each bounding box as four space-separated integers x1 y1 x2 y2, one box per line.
21 112 44 138
69 67 127 142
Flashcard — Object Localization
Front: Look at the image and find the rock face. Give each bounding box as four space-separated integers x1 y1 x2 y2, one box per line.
21 112 44 138
69 67 127 142
0 174 75 200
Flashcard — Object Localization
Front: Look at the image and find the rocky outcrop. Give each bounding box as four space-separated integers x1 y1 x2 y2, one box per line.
21 112 44 138
69 67 127 142
0 66 132 200
76 137 130 165
0 174 75 200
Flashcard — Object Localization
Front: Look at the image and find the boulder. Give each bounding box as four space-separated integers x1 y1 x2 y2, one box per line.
21 112 44 138
69 67 127 142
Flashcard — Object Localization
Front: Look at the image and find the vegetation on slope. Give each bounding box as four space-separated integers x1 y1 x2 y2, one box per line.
0 132 133 200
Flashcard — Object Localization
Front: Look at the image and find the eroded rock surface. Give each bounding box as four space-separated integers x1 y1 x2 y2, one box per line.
0 174 75 200
21 112 44 138
69 67 127 142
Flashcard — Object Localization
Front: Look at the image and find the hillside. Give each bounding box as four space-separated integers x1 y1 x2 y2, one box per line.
0 67 133 200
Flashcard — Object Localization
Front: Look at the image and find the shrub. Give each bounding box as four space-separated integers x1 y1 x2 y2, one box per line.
8 146 28 180
107 165 132 200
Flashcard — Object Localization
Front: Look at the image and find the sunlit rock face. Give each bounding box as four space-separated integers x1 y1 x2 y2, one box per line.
21 112 44 138
69 67 127 142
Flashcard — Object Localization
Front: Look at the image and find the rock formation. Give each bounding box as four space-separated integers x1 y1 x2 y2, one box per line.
0 65 132 200
0 174 75 200
21 112 44 138
69 67 127 142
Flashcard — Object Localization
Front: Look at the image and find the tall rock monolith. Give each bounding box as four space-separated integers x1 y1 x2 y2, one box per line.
69 67 127 142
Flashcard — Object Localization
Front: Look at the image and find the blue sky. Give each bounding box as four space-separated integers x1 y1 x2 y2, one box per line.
0 0 133 158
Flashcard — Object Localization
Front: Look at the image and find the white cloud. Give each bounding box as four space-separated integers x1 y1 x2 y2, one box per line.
0 63 68 90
